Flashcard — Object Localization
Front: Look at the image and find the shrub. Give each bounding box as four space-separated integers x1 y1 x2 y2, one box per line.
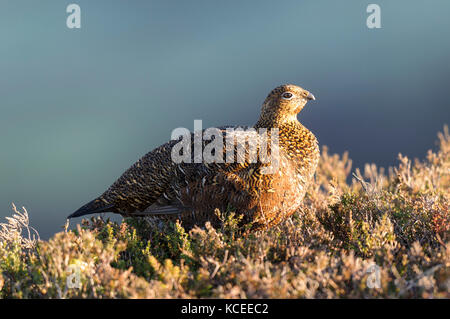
0 126 448 298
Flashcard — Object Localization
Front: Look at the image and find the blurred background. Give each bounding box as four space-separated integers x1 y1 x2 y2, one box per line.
1 0 449 239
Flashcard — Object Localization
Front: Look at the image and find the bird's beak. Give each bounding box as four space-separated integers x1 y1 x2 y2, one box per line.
306 92 316 101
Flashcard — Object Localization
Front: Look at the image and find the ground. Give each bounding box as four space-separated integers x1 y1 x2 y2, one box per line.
0 127 448 298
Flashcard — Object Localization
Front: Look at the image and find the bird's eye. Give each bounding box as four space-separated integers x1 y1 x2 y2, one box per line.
281 92 294 100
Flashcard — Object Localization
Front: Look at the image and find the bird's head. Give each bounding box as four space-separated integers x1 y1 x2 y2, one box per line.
259 84 316 124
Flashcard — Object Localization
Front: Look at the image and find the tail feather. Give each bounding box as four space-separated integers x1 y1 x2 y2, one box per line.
68 199 115 219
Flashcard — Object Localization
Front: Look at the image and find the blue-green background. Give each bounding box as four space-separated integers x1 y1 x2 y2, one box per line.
1 1 449 239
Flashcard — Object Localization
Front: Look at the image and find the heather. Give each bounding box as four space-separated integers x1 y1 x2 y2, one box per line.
1 127 448 298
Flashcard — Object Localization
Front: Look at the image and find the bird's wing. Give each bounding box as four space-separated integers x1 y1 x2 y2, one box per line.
68 126 277 218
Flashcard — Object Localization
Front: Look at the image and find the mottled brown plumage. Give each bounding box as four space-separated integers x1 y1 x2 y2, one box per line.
69 84 320 231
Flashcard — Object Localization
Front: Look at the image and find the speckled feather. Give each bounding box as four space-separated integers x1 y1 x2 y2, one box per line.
69 84 320 231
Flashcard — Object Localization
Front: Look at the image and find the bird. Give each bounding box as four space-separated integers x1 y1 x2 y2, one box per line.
68 84 320 232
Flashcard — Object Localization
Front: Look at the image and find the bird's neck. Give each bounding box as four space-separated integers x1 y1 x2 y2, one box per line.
254 117 317 161
254 115 300 130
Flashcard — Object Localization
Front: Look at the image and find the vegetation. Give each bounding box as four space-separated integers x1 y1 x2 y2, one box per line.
1 127 448 298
